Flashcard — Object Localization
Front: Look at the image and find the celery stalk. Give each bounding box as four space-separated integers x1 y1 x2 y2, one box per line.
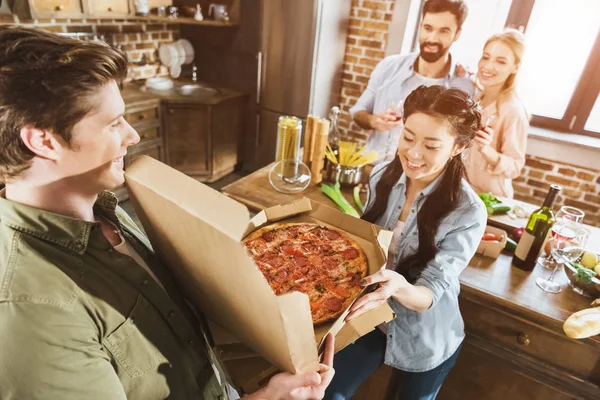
321 183 360 218
353 185 364 213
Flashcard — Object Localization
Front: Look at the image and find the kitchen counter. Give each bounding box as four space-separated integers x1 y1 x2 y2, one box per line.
123 80 245 106
222 164 600 400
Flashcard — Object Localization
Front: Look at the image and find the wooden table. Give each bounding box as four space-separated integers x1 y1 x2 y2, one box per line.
222 165 600 400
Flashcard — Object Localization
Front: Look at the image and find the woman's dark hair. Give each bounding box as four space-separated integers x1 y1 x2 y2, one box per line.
423 0 469 30
362 85 481 282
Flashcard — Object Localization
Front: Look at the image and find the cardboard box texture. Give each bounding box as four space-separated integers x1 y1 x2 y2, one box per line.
476 225 507 259
125 156 394 375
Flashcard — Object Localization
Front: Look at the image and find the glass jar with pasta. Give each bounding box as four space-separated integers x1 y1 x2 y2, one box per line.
275 116 302 178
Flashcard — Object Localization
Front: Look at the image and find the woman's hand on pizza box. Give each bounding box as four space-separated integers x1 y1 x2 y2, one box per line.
247 334 335 400
345 269 409 321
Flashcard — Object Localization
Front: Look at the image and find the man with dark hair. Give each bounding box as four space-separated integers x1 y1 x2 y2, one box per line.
351 0 472 163
0 26 334 400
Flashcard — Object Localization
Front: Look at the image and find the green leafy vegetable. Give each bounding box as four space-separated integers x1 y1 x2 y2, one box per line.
478 193 511 215
321 182 360 218
315 283 326 293
574 263 597 283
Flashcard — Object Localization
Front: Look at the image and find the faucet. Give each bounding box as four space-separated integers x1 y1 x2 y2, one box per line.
191 63 198 82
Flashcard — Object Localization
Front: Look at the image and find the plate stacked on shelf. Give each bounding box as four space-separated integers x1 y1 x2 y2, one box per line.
158 39 195 79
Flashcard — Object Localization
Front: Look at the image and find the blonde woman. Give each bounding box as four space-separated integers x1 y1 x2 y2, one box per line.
463 29 529 198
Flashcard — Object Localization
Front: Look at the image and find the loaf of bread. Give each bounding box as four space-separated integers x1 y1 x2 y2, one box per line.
563 305 600 339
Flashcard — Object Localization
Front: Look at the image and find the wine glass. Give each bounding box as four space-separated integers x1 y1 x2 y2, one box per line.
539 206 586 269
386 99 404 123
536 226 588 294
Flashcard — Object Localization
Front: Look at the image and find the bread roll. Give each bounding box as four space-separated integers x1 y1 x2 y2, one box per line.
563 306 600 339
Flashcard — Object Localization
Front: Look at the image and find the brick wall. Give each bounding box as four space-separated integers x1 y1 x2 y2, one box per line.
516 156 600 227
338 0 397 142
0 14 177 81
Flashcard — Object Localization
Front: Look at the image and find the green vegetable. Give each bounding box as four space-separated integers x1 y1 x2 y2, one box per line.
504 237 517 253
315 283 326 293
478 193 501 206
353 185 364 213
321 181 360 218
487 203 511 215
478 193 511 215
574 263 597 284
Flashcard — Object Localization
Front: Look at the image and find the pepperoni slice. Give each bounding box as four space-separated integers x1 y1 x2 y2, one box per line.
342 248 359 260
323 257 339 270
268 256 285 267
292 269 304 280
319 244 333 254
302 242 318 253
288 226 300 238
350 273 362 287
333 285 350 299
261 231 276 242
323 297 344 312
293 255 309 267
323 229 341 240
273 270 288 283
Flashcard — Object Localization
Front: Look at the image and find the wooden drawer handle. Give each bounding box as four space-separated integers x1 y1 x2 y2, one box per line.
55 5 64 11
138 115 145 121
168 109 174 114
108 7 113 12
517 333 530 346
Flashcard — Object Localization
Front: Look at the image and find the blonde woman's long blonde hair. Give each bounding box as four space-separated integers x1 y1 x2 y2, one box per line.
479 28 526 100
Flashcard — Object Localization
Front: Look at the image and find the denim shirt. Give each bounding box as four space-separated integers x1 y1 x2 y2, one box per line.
349 52 475 162
365 162 487 372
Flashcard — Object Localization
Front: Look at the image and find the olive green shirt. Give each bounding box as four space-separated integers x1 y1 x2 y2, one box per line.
0 190 228 399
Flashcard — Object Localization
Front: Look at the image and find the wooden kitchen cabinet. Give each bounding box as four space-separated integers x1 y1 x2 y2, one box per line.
18 0 83 19
147 0 172 8
162 95 245 182
84 0 129 17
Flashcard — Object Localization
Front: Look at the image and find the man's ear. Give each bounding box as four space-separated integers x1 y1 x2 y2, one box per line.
454 28 462 43
20 126 63 161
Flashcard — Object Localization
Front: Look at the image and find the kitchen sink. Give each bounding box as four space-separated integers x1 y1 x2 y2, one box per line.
140 81 219 97
177 84 219 96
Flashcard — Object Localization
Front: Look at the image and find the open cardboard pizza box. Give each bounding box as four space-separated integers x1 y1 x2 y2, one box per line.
124 156 395 374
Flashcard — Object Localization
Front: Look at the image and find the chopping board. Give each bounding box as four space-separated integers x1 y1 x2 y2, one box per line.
487 197 600 254
486 196 537 232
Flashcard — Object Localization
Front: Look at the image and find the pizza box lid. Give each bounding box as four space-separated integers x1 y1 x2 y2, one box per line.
124 156 394 375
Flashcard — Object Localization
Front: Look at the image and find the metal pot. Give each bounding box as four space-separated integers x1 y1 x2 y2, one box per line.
325 163 364 186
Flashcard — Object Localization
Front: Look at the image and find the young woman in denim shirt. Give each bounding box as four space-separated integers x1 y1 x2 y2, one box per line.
325 85 488 400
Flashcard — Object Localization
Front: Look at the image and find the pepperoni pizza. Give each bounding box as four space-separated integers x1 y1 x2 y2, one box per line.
242 222 368 324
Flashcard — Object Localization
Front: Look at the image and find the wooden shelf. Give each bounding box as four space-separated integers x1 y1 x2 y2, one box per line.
131 16 238 26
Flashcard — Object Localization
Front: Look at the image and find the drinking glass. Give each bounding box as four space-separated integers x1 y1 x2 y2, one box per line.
387 99 404 123
536 226 588 294
539 206 586 269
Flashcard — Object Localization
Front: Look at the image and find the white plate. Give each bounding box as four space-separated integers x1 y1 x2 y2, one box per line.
159 44 178 67
145 77 174 91
170 64 181 78
173 41 187 65
176 39 195 64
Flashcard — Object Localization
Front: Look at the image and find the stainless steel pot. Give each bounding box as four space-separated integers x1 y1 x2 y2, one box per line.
325 163 364 186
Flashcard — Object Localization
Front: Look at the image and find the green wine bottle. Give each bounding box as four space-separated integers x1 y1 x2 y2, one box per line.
513 184 561 271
